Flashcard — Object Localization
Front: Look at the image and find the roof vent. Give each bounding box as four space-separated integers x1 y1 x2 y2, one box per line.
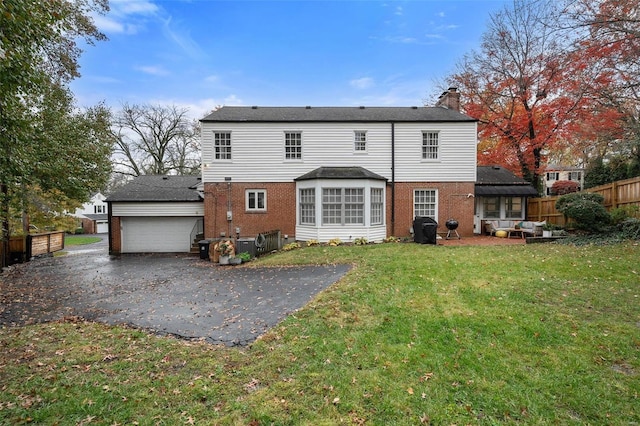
305 106 311 109
162 176 169 180
359 106 365 109
251 106 258 109
411 106 418 109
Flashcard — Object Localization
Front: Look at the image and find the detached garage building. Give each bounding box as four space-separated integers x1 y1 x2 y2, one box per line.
106 175 204 254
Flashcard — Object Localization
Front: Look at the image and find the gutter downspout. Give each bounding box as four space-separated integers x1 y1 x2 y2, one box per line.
391 122 395 236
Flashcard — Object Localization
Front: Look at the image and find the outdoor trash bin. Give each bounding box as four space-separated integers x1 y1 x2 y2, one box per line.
413 217 438 245
198 240 211 260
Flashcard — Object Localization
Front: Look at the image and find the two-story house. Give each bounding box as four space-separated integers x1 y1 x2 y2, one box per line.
72 192 109 233
543 165 585 196
200 88 478 243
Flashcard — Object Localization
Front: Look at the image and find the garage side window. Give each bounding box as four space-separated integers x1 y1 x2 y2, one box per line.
414 189 437 219
246 189 266 212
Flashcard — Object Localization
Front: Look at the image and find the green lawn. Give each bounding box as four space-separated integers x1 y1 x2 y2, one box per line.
1 242 638 425
64 235 102 246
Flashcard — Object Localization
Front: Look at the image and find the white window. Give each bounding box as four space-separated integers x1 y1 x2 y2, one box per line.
299 188 315 225
414 189 437 218
505 197 522 218
246 189 266 212
483 197 500 218
285 132 302 160
568 171 582 181
94 205 103 214
422 131 439 160
354 131 367 152
546 172 559 181
214 132 231 160
322 188 364 225
370 188 383 225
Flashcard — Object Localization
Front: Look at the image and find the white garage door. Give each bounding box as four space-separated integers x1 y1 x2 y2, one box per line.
96 221 109 234
121 217 199 253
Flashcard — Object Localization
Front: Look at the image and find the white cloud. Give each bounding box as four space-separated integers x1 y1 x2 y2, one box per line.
161 16 206 60
93 0 159 35
395 6 403 16
350 77 375 90
135 65 170 76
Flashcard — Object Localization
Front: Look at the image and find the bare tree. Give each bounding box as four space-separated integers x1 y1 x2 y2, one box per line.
112 103 201 177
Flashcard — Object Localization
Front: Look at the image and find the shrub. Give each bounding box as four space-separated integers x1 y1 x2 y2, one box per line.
306 239 320 247
610 205 640 225
550 180 580 195
383 236 400 243
556 192 611 232
282 242 301 251
619 218 640 240
327 238 342 246
354 237 368 245
237 252 252 261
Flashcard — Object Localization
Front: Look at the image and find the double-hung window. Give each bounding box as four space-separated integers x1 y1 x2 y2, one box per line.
214 132 231 160
322 188 364 225
246 189 266 212
422 131 439 160
505 197 522 218
299 188 315 225
370 188 384 225
483 197 500 218
354 131 367 152
285 132 302 160
546 172 559 181
414 189 437 218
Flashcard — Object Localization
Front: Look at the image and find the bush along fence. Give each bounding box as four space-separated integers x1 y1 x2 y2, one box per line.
527 176 640 227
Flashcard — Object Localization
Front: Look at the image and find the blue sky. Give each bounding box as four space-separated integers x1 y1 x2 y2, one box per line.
71 0 508 120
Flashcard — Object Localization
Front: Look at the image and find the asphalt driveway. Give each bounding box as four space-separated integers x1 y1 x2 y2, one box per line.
0 236 351 346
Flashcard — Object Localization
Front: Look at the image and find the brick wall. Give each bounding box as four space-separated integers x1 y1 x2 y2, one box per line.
204 180 476 240
390 182 475 238
109 216 121 254
203 182 297 239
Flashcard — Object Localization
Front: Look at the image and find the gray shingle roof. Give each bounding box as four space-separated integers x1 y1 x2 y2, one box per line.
105 175 203 202
295 167 388 181
201 106 476 123
475 166 539 197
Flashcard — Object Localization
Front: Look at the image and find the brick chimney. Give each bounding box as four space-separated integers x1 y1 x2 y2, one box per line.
436 87 460 112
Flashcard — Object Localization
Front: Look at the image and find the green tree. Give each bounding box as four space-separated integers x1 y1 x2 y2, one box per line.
0 0 110 267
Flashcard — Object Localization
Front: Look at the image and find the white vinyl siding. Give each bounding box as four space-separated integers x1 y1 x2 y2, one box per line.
111 202 204 217
201 121 477 183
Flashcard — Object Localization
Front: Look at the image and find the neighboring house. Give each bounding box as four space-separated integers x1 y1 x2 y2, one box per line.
199 88 479 243
72 192 109 234
543 164 585 196
475 165 539 233
105 175 204 254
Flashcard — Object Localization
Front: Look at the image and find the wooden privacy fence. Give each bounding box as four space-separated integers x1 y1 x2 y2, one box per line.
0 231 65 266
527 176 640 226
255 229 281 255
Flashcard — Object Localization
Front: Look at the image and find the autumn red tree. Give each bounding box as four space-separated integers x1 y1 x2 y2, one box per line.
448 0 626 187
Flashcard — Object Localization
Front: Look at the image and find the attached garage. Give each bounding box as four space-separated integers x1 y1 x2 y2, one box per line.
106 176 204 255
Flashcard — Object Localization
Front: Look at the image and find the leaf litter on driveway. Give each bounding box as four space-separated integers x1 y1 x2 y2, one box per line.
0 250 350 346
